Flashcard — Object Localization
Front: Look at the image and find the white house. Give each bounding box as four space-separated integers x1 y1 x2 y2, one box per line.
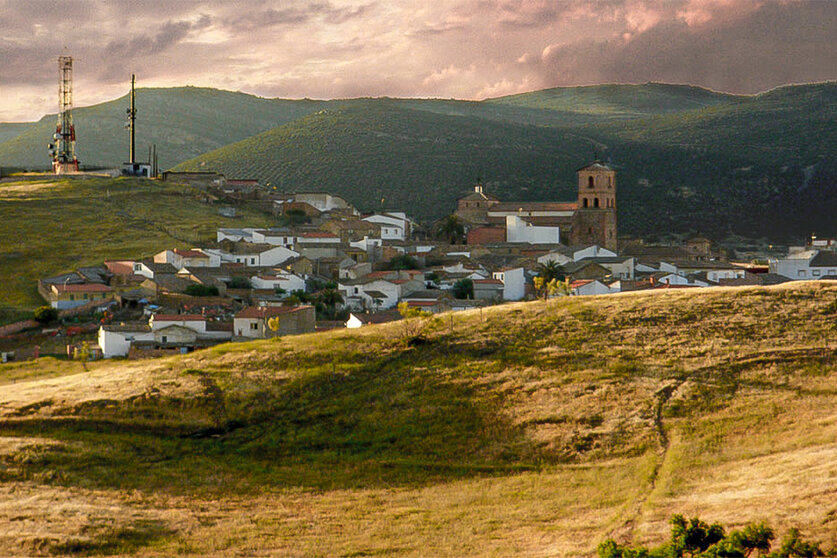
570 279 612 296
769 250 837 280
492 267 526 301
659 260 746 283
98 314 231 358
505 215 561 244
362 213 410 241
250 271 306 293
573 245 617 262
218 244 299 267
537 250 573 266
339 279 403 310
233 305 316 339
153 248 220 270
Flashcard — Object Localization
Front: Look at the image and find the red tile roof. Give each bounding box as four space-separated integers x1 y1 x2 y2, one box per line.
570 280 594 288
174 249 207 258
54 283 113 293
235 305 312 319
152 314 206 322
298 231 338 239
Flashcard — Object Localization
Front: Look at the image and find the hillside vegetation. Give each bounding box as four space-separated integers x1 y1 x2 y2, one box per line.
3 82 837 239
0 176 271 318
0 283 836 556
172 82 837 240
0 87 326 171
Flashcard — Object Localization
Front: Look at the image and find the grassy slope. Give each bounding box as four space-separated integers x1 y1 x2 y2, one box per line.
173 101 597 220
0 122 34 145
0 88 326 170
171 82 837 240
0 176 271 316
0 283 836 555
487 82 737 116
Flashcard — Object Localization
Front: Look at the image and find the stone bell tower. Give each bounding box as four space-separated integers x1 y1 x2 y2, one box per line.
573 161 617 251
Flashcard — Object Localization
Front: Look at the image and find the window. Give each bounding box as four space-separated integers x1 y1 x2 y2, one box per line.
83 293 88 300
798 270 806 277
161 336 167 343
608 176 612 188
588 176 594 188
813 270 821 276
250 258 256 265
583 198 588 208
594 198 600 208
250 322 258 330
69 294 74 301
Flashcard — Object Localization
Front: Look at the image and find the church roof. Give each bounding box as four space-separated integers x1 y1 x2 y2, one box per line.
577 161 614 172
460 190 499 202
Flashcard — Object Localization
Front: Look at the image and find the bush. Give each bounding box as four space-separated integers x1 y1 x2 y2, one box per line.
226 276 251 289
33 306 59 324
183 284 220 297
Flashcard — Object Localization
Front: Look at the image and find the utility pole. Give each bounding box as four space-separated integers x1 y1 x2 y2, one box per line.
127 74 136 165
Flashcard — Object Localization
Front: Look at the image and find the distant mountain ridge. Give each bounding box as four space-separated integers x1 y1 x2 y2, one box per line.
2 82 836 240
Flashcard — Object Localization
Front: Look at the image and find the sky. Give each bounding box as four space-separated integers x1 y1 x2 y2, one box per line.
1 0 836 122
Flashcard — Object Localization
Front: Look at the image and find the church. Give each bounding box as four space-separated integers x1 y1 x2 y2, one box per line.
453 161 618 251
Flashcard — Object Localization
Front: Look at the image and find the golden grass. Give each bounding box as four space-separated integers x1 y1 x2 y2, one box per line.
0 283 835 555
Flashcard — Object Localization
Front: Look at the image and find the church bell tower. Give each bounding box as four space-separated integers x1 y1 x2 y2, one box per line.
574 161 617 250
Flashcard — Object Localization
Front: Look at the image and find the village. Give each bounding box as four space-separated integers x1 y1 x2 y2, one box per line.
2 160 830 362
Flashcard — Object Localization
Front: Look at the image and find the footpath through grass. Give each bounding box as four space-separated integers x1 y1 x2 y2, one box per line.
0 284 836 555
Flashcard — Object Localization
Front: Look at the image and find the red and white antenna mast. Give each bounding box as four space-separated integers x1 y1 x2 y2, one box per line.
50 55 80 174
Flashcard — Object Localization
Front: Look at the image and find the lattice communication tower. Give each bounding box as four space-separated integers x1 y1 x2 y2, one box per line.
49 56 80 173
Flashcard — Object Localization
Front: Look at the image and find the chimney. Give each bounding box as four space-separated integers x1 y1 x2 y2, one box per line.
475 184 483 194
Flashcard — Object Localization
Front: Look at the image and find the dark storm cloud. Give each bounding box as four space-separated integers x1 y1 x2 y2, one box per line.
224 1 373 31
530 1 837 94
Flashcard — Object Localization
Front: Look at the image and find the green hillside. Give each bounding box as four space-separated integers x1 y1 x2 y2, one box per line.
0 87 326 170
0 176 272 317
174 82 837 241
0 284 836 555
0 122 34 145
487 82 737 117
174 100 597 219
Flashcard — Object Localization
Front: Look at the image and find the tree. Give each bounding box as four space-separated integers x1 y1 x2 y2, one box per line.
33 306 59 324
388 254 420 270
437 215 465 244
537 260 565 282
226 276 251 289
184 284 219 297
452 278 474 299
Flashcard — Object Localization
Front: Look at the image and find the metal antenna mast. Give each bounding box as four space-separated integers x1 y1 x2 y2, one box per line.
50 56 79 174
127 74 136 164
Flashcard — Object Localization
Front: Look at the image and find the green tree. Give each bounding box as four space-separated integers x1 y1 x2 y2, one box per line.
538 260 565 282
184 284 219 297
388 254 420 270
33 306 59 324
452 278 474 299
437 215 465 244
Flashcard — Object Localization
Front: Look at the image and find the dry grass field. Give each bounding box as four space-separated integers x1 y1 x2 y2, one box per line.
0 175 271 322
0 283 836 556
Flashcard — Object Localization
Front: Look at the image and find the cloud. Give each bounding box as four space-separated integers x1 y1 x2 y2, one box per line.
0 0 835 121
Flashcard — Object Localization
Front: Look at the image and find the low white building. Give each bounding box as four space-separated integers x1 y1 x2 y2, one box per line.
492 267 526 301
250 271 306 293
769 250 837 280
218 244 299 267
98 314 231 358
570 279 612 296
233 305 316 339
505 215 561 244
362 213 410 241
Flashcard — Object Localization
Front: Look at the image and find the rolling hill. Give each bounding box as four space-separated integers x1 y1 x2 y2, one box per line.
172 82 837 241
0 283 835 555
3 82 837 240
0 176 273 318
0 87 327 171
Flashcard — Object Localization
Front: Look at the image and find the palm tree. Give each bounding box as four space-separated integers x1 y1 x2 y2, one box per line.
538 260 565 282
437 215 465 244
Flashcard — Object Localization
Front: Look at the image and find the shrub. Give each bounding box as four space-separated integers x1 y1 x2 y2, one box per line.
33 306 59 324
183 284 220 297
